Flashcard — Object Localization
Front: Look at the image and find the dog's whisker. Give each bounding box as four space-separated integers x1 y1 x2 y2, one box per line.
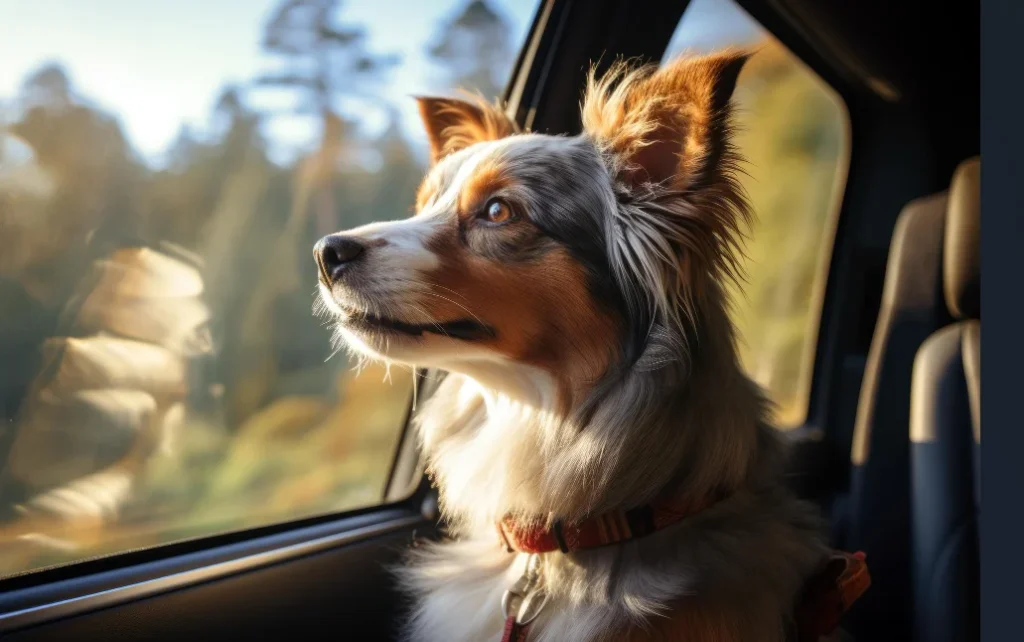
407 302 452 339
419 292 486 328
427 282 471 302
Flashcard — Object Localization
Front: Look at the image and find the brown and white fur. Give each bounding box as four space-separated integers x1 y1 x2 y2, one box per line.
314 50 831 641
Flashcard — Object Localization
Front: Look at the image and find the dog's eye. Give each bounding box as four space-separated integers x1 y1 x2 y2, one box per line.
482 198 514 224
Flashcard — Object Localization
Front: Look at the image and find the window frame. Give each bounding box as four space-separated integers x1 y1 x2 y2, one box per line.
730 0 863 437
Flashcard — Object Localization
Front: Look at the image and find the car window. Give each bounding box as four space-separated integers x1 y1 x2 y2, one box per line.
664 0 850 427
0 0 540 579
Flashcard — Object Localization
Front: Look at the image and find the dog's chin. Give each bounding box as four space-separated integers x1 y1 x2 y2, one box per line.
320 290 496 365
333 322 418 364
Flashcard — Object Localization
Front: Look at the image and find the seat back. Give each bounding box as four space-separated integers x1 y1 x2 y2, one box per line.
909 156 980 642
843 185 950 640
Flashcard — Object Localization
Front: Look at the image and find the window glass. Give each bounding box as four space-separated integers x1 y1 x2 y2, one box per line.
665 0 850 427
0 0 540 578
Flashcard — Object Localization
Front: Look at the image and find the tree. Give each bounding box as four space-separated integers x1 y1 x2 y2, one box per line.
426 0 515 99
211 87 265 169
254 0 400 234
224 2 404 429
149 85 267 250
257 0 399 116
18 63 73 112
9 64 147 303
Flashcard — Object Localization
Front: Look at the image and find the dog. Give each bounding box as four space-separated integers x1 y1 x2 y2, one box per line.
313 50 868 642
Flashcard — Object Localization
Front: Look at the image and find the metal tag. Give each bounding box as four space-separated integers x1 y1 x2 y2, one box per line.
500 554 549 625
516 587 549 625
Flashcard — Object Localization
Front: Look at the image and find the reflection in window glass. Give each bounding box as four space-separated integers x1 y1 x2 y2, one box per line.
0 0 539 578
665 0 850 427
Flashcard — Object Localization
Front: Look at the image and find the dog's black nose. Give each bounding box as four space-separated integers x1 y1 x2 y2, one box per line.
315 235 365 283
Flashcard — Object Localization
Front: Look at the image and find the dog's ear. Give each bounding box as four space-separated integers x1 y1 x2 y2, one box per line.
416 96 519 164
581 50 753 329
580 50 749 191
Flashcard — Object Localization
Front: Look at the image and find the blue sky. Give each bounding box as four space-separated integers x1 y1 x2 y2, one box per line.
0 0 763 167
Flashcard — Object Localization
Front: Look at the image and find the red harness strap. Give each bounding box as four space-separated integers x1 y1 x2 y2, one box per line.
500 616 531 642
793 551 871 641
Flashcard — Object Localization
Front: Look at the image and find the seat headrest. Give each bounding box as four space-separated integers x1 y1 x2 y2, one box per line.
944 157 980 319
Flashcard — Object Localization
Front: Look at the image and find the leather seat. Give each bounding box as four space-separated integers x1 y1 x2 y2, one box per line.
842 176 951 641
908 156 980 642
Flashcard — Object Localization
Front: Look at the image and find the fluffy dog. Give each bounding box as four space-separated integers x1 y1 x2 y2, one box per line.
314 50 867 642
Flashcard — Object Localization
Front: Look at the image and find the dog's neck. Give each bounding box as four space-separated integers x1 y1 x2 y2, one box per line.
415 294 778 537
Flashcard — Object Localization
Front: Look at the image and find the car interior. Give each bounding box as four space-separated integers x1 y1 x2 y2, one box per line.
0 0 980 641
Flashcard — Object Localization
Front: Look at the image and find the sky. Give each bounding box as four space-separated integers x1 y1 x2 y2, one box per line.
0 0 764 168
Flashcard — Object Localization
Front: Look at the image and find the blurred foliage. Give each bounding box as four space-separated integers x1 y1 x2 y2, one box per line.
726 39 847 426
0 0 845 576
0 0 507 576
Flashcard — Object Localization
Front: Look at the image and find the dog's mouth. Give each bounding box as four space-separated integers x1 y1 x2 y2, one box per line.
339 306 495 341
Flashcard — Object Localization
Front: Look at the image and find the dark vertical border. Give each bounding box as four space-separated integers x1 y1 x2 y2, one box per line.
981 0 1022 640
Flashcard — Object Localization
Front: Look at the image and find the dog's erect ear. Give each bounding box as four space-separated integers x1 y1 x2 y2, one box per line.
582 51 753 331
581 50 749 191
416 96 519 164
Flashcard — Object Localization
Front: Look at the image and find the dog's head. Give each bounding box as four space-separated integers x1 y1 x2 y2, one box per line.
315 51 750 409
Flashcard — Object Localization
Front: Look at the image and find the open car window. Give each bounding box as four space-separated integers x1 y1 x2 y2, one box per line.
0 0 541 580
664 0 850 427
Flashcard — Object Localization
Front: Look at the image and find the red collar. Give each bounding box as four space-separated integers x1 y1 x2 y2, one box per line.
496 492 723 554
496 494 723 642
495 495 871 642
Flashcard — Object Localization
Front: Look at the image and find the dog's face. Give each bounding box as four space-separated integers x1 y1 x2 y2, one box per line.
315 51 750 407
315 131 622 401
